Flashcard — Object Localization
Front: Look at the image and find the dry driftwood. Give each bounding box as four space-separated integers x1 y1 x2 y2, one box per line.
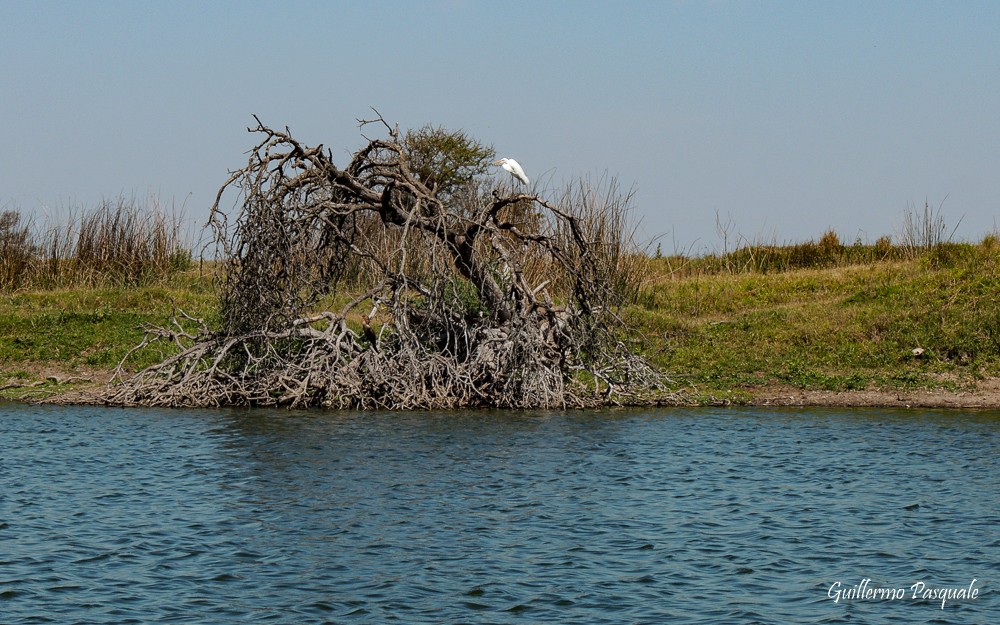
101 114 672 409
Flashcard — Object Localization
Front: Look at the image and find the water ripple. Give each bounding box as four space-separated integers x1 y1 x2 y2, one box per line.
0 403 996 623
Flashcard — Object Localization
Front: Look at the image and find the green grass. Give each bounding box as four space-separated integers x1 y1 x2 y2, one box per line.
632 241 1000 401
0 269 216 396
3 236 999 405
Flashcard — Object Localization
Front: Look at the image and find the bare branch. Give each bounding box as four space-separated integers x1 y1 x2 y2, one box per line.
99 116 674 409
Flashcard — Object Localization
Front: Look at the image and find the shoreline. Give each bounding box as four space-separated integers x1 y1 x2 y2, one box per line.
4 244 1000 413
5 365 1000 409
746 377 1000 409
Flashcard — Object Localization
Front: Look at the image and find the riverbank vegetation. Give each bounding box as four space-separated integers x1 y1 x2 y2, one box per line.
2 140 997 406
1 197 191 291
95 118 666 409
4 217 997 405
636 230 1000 402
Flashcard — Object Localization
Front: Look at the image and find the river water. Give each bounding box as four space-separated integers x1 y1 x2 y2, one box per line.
1 403 996 624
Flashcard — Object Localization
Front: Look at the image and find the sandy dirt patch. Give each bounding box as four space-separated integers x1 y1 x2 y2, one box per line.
750 378 1000 409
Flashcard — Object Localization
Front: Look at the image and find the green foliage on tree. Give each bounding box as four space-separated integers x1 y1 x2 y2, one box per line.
401 124 495 197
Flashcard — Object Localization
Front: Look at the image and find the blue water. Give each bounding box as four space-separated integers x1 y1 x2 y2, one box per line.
1 403 996 624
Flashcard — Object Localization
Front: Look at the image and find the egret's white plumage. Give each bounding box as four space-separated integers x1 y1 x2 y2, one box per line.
495 158 529 185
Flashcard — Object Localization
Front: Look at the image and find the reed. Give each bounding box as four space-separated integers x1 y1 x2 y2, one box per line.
0 210 34 289
0 197 192 291
511 174 649 306
899 198 960 258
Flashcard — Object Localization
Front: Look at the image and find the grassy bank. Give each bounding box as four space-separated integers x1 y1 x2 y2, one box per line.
632 236 1000 403
2 217 999 404
0 269 216 398
0 200 207 398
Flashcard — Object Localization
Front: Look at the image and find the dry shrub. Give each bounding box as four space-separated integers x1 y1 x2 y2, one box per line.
102 116 670 410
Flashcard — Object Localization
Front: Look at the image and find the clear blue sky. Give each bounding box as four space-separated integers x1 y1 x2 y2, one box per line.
2 0 998 253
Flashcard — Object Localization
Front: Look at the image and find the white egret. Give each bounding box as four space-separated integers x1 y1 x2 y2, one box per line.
495 158 529 185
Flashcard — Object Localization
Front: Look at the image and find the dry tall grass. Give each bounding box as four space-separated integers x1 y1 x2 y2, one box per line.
0 198 192 291
898 198 961 259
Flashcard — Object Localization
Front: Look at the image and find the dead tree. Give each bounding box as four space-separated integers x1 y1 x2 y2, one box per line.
100 114 672 409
